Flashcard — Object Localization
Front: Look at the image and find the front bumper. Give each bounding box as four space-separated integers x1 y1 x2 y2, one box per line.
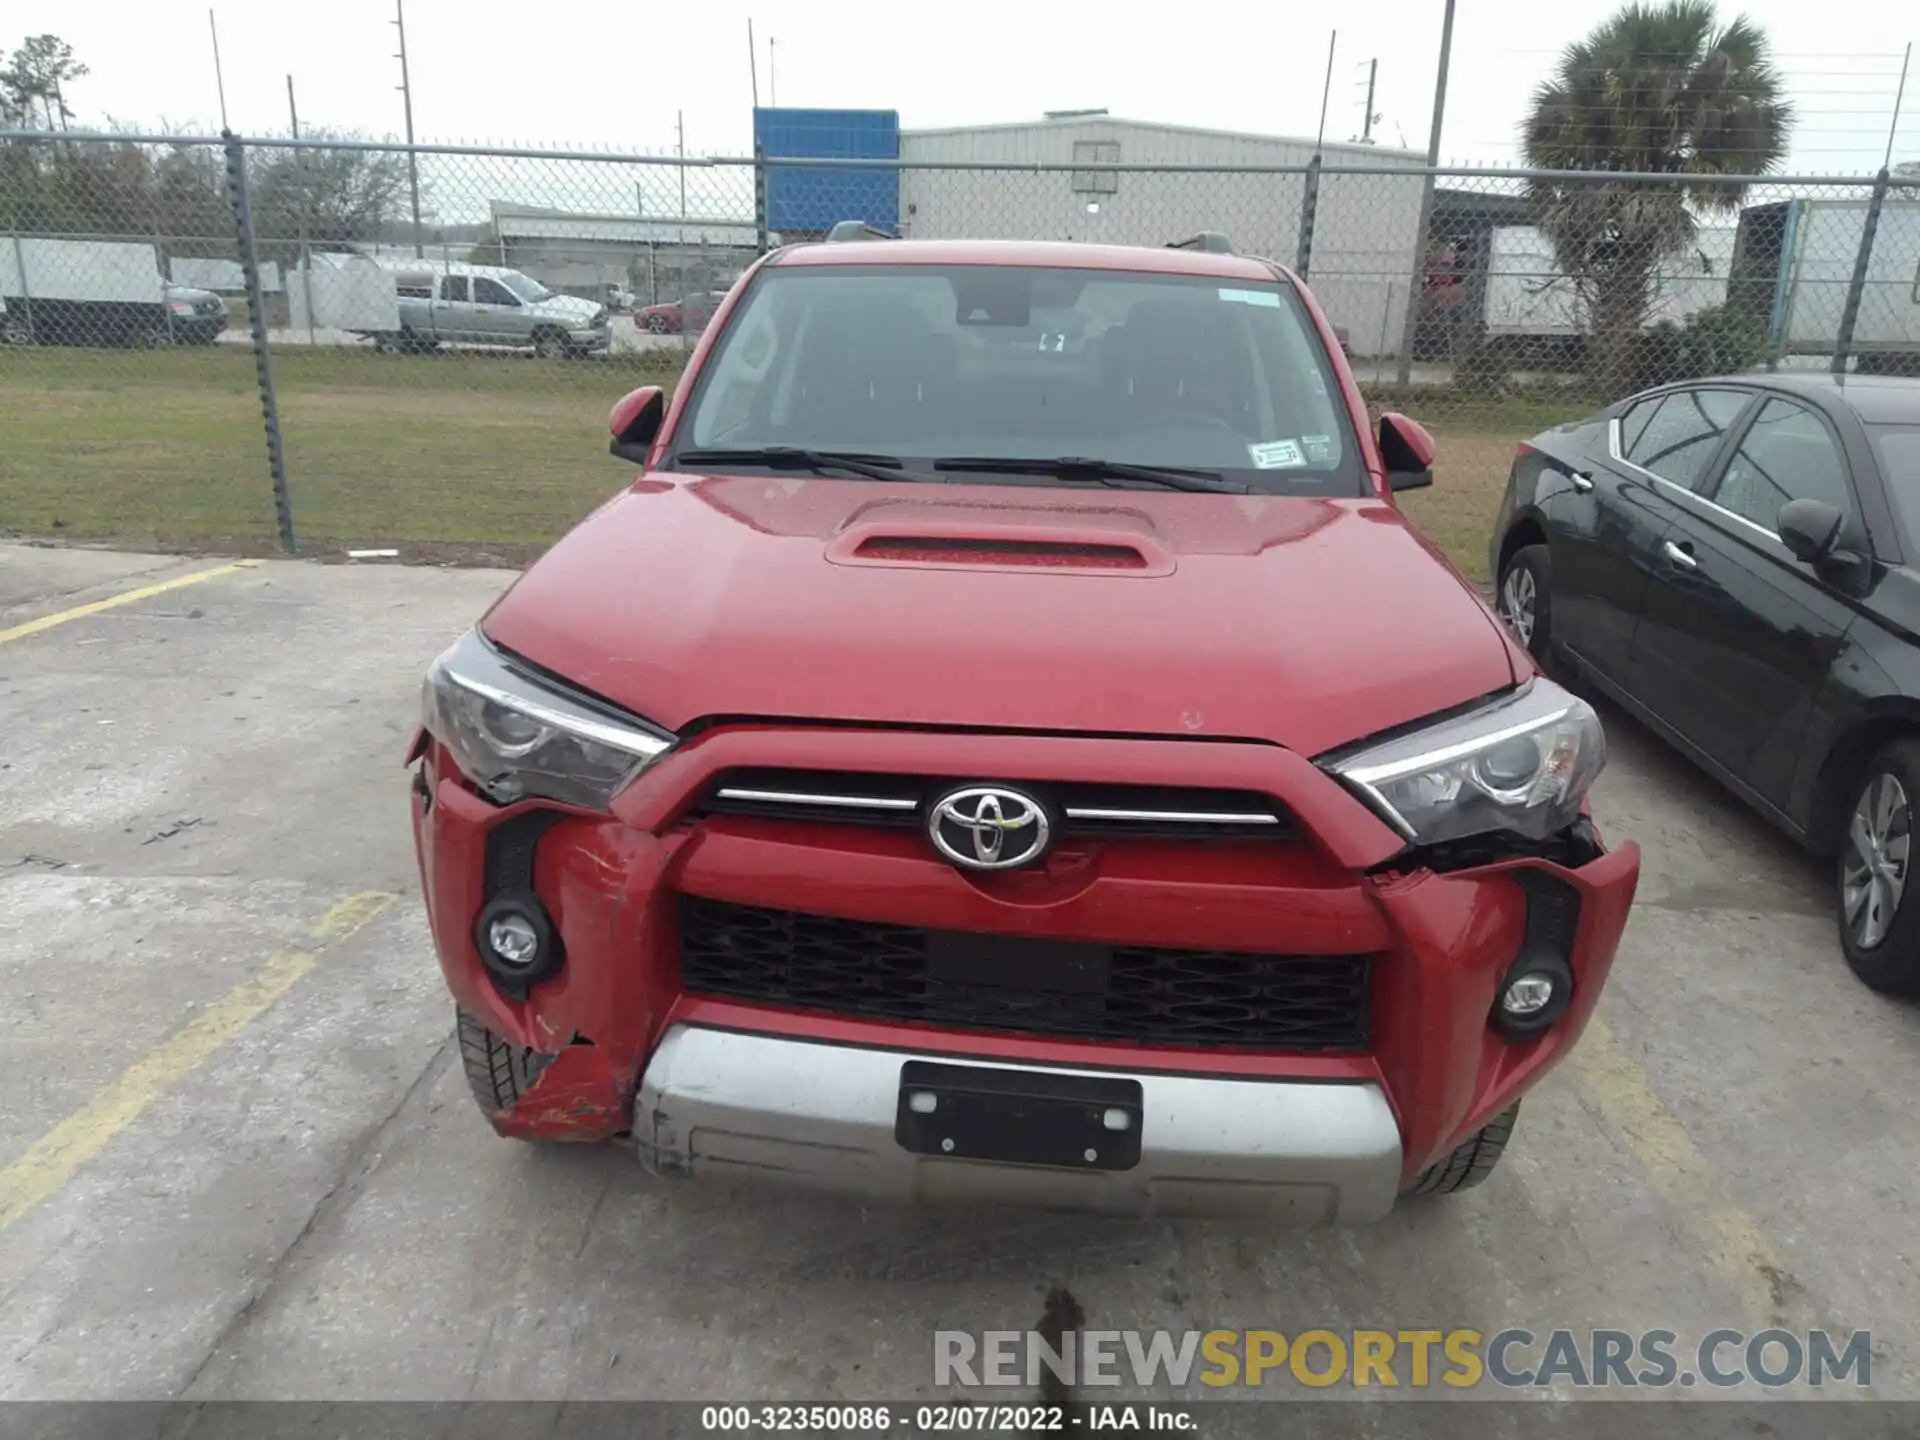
636 1025 1404 1221
568 326 612 352
171 315 227 343
412 722 1641 1216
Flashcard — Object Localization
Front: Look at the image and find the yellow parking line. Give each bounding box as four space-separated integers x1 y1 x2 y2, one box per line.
0 891 395 1234
0 559 262 647
1571 1014 1789 1320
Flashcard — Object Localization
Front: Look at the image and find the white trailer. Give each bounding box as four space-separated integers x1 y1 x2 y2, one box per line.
1481 224 1737 339
1731 196 1920 362
0 237 173 346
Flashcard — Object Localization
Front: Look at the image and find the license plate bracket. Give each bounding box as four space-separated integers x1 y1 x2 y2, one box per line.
895 1061 1143 1171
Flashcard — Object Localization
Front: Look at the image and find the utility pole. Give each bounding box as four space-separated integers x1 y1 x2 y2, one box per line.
393 0 425 259
208 9 229 130
1314 32 1336 150
1359 59 1379 143
1395 0 1457 386
289 75 316 345
678 109 687 220
1885 41 1912 170
1297 30 1337 278
769 37 777 107
747 18 761 108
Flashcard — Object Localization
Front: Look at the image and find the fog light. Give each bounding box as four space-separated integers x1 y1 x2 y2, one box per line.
1489 952 1572 1040
487 913 541 968
1501 973 1556 1016
473 892 564 994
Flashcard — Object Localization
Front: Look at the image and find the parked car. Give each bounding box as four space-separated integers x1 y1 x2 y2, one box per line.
368 262 609 357
1490 373 1920 995
158 282 230 345
634 290 728 335
409 227 1640 1223
0 281 226 347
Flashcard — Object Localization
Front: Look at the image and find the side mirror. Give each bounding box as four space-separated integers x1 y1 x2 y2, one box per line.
1379 412 1436 492
608 385 665 465
1777 497 1849 565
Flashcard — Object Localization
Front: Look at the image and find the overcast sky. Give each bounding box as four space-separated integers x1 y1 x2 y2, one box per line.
12 0 1918 172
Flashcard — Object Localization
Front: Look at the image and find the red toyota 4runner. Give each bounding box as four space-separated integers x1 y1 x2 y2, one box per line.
410 229 1641 1223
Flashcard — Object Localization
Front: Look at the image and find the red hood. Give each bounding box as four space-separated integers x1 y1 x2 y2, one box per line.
480 474 1517 757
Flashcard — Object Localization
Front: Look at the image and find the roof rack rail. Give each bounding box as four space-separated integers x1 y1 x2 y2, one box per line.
1166 232 1235 254
825 220 896 242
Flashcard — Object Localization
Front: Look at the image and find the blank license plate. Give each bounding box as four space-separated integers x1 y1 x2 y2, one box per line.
894 1060 1143 1171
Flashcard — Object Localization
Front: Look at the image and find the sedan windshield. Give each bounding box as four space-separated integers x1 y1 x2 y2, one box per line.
671 264 1363 494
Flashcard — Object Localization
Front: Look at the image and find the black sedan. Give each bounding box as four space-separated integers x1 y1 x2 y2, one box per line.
1488 373 1920 996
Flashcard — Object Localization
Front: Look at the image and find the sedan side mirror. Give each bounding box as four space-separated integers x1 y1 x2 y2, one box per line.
1379 412 1436 492
609 385 665 465
1777 497 1848 565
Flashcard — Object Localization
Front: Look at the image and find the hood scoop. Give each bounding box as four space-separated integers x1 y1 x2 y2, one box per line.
826 514 1175 577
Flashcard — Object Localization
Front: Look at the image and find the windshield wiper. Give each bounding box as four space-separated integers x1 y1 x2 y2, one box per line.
673 446 918 483
933 455 1246 494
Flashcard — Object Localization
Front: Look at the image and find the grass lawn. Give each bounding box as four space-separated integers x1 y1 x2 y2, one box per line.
1 346 1580 579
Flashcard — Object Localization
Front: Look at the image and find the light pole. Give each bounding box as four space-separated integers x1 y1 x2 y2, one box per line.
394 0 425 259
1395 0 1457 386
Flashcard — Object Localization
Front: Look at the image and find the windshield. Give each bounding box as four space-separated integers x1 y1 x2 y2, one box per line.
498 271 554 303
1874 427 1920 553
671 264 1362 494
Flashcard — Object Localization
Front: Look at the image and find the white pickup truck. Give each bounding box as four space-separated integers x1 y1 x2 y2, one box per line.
367 260 610 358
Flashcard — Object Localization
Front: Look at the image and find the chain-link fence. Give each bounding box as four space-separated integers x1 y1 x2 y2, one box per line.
4 129 1917 576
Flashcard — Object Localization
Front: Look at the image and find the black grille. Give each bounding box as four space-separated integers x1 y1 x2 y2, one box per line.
678 896 1370 1051
693 768 1294 842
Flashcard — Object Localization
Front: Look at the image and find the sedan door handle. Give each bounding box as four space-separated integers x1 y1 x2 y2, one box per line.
1570 471 1595 493
1662 539 1699 570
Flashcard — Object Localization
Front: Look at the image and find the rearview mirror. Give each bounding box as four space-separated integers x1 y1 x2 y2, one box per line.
609 385 665 465
1777 497 1848 565
1379 412 1435 493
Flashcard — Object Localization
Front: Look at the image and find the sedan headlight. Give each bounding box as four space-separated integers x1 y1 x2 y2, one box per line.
421 629 673 810
1323 678 1605 846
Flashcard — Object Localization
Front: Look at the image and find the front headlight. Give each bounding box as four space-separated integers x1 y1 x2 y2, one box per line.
1323 678 1606 846
421 629 673 810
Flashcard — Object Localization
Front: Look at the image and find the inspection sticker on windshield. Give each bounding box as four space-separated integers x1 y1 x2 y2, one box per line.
1303 433 1333 461
1218 288 1281 307
1248 440 1305 468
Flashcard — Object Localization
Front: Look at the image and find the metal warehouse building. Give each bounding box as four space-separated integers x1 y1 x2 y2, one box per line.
890 113 1431 357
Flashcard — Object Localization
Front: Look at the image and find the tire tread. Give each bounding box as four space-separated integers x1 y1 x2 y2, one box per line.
1409 1103 1521 1196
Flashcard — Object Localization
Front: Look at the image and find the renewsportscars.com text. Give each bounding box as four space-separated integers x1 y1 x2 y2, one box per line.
934 1328 1873 1390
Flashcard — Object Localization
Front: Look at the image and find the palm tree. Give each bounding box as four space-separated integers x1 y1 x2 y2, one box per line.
1523 0 1792 395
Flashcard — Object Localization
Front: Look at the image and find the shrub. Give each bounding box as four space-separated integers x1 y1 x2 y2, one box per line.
1630 303 1768 390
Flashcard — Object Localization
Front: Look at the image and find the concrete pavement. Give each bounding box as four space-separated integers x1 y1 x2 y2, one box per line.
0 541 1914 1406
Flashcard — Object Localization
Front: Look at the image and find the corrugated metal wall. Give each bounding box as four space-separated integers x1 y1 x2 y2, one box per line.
897 118 1429 356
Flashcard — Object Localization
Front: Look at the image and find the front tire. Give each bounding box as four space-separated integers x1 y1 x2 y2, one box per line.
1407 1103 1520 1196
456 1008 555 1128
1837 744 1920 996
533 327 573 360
644 314 670 334
1497 544 1554 665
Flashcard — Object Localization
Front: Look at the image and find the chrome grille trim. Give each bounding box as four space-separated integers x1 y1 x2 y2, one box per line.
714 786 918 812
1063 806 1281 826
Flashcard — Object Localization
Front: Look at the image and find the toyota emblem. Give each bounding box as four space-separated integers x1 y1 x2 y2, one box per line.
928 785 1052 871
